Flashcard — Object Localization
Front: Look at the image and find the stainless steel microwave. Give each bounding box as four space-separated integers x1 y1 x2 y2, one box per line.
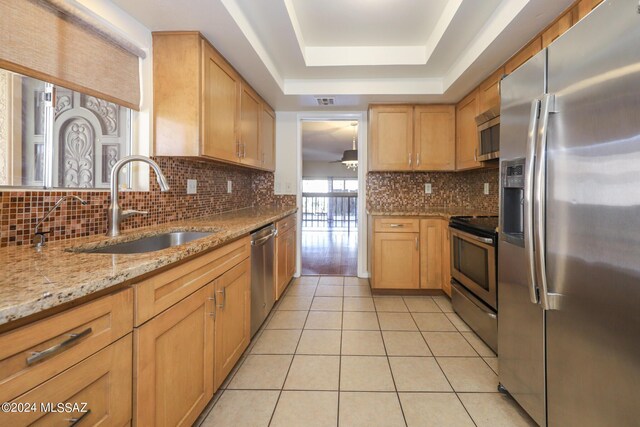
475 107 500 161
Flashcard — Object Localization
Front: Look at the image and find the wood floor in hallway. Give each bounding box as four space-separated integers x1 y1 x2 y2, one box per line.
301 230 357 276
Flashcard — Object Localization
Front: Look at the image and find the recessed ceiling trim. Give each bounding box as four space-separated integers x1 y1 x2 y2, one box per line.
219 0 285 91
442 0 530 90
424 0 463 64
283 0 307 64
284 78 443 96
305 46 426 67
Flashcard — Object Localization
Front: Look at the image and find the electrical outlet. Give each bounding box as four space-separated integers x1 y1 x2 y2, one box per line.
484 183 490 195
227 180 233 193
186 179 197 194
424 183 432 194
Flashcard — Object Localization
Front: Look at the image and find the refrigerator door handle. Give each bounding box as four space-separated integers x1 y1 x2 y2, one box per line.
534 93 559 311
525 98 541 304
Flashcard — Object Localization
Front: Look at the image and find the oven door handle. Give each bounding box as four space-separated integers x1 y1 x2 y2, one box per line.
449 227 494 246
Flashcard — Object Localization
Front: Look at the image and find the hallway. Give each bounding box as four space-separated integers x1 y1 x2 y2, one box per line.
301 231 358 276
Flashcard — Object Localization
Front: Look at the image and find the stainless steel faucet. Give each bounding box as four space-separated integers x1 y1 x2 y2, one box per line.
107 155 170 237
34 195 88 248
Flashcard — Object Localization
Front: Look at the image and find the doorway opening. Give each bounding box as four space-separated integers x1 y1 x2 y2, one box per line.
300 120 359 276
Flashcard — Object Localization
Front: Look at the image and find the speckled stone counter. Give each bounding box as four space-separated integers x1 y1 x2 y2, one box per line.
0 205 297 327
367 207 498 219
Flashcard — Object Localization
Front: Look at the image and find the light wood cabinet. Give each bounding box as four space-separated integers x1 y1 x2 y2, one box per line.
275 215 297 300
542 11 573 48
372 231 420 289
577 0 603 21
135 283 215 427
214 258 251 390
203 40 241 163
455 89 482 171
420 219 443 289
478 67 504 113
414 105 455 171
505 38 542 75
442 221 452 297
369 105 455 172
153 31 275 170
3 335 132 426
0 288 133 403
369 105 414 171
260 104 276 171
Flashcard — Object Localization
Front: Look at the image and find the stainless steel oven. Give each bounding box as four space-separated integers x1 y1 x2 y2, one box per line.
450 227 497 310
449 216 499 352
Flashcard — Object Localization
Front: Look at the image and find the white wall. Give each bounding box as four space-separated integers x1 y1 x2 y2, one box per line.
274 111 299 195
303 161 358 179
74 0 153 189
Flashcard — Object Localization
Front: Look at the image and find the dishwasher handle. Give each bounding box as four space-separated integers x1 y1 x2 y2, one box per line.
251 229 277 246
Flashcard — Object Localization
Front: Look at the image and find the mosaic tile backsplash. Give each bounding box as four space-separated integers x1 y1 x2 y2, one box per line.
0 157 295 247
366 167 500 214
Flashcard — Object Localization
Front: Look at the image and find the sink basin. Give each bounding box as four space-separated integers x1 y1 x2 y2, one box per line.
79 231 215 254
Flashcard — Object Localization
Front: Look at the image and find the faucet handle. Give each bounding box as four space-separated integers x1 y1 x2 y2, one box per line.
121 209 149 220
33 230 51 248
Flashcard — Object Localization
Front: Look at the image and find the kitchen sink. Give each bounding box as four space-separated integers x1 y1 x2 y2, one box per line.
74 231 216 254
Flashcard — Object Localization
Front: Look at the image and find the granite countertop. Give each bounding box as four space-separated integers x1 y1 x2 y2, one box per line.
0 205 297 327
367 207 498 218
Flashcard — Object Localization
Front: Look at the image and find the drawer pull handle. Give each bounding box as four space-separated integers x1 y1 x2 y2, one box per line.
388 224 404 228
67 409 91 426
26 328 92 366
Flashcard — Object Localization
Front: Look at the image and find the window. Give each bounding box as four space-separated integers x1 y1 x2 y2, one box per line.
302 179 330 193
0 68 132 189
302 178 358 194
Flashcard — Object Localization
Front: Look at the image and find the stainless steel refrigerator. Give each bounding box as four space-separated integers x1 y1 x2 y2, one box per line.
498 1 640 425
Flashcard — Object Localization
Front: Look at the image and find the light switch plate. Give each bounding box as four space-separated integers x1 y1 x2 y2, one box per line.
424 183 432 194
227 180 233 193
187 179 197 194
484 183 490 195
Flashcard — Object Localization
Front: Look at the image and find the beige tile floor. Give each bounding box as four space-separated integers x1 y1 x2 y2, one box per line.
198 276 536 427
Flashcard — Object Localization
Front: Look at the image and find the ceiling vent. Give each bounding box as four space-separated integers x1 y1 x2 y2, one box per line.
315 97 335 106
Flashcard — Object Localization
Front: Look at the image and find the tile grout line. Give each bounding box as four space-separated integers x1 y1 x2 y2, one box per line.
337 275 344 427
374 294 409 427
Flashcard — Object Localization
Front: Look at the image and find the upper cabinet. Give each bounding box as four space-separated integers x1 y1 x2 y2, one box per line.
153 32 275 171
504 38 542 75
260 104 276 171
577 0 603 20
478 67 505 113
455 89 483 171
369 105 455 172
368 105 414 171
542 11 573 48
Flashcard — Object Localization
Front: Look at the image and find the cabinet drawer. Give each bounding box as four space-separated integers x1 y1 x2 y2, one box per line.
0 288 133 403
276 214 296 235
1 334 132 427
374 218 419 233
135 236 250 326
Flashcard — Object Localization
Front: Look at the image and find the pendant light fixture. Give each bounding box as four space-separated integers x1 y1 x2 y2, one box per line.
341 122 358 170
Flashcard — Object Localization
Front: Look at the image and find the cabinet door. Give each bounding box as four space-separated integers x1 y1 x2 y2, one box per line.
3 335 132 427
414 105 455 171
542 11 573 48
420 219 443 289
478 67 505 112
455 89 483 171
577 0 602 20
202 41 241 162
275 232 289 300
504 38 542 75
369 105 414 171
240 83 262 168
286 226 296 279
373 232 420 289
441 221 452 297
135 284 214 427
214 258 251 390
260 103 276 171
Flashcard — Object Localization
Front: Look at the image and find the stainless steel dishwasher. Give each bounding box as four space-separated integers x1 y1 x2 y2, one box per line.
250 224 277 337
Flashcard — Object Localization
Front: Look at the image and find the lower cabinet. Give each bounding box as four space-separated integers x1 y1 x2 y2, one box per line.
371 216 452 292
372 231 420 289
275 215 297 300
214 258 251 390
135 283 215 427
5 334 132 426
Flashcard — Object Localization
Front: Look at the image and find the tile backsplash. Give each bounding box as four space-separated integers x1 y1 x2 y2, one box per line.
0 157 295 247
366 167 500 213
